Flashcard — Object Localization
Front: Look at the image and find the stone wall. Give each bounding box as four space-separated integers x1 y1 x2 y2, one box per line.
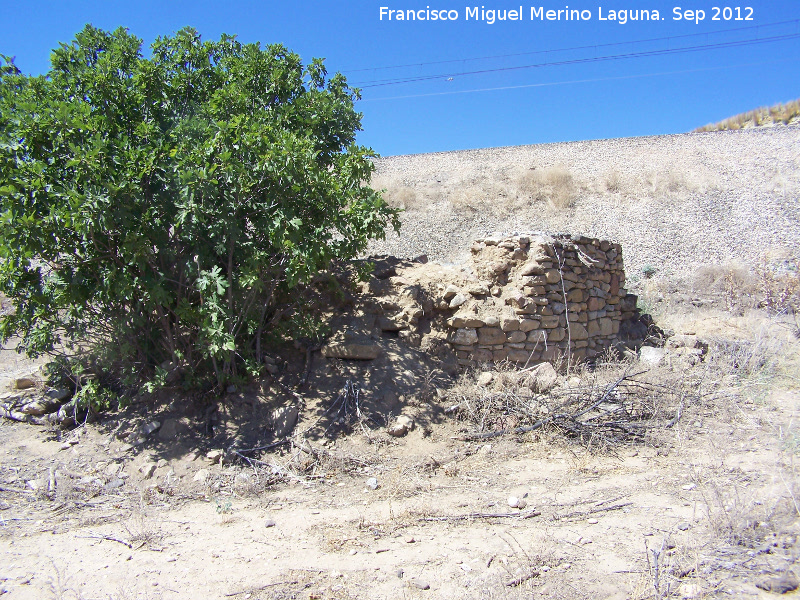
441 233 637 366
328 232 642 369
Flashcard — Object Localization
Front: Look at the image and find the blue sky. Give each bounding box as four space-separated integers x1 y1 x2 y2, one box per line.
1 1 798 155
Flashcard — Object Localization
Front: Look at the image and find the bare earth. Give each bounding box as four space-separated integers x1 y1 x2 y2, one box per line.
1 128 800 600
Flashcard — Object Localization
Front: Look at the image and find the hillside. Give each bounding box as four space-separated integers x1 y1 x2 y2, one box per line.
369 126 800 293
695 99 800 132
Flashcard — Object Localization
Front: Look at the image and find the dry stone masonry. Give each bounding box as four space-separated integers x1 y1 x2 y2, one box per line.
443 233 636 365
345 232 643 369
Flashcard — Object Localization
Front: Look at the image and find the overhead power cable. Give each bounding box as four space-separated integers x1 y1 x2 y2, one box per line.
357 57 800 102
344 18 799 75
351 32 800 88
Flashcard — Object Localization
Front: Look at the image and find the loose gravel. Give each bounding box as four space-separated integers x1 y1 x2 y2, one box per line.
367 126 800 286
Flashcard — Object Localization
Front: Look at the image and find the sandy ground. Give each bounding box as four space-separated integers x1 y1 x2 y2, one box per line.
1 306 799 600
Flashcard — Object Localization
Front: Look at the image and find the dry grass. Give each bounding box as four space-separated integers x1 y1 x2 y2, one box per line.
688 256 800 315
695 98 800 132
443 353 708 452
517 166 577 209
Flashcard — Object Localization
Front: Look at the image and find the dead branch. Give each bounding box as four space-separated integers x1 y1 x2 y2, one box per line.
78 533 133 548
224 581 299 597
451 367 697 446
555 502 633 520
421 509 540 522
506 571 540 587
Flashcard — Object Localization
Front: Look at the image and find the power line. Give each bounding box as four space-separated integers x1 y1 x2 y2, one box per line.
352 33 800 88
344 18 799 75
358 57 800 102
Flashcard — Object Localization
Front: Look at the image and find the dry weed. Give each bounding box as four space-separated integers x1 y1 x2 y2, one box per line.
123 507 164 547
445 355 702 451
517 166 577 209
692 262 757 310
695 98 800 131
46 561 84 600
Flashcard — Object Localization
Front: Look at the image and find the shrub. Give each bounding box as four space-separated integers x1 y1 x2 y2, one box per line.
0 26 400 390
517 166 577 209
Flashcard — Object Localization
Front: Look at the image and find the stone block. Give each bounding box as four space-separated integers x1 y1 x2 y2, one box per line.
500 317 520 332
587 320 601 337
507 349 530 363
478 327 507 345
545 269 561 284
587 297 605 311
492 349 509 361
519 319 540 332
566 288 584 303
448 316 484 328
599 317 614 336
451 328 479 345
570 322 589 340
507 331 526 343
540 315 560 329
528 330 547 344
473 349 493 363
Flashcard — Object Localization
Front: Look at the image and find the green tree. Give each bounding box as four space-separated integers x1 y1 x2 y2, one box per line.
0 26 399 389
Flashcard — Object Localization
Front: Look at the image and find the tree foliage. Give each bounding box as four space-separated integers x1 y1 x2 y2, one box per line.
0 26 399 388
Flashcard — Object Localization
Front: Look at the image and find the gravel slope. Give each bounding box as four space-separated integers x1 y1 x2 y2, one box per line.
367 126 800 286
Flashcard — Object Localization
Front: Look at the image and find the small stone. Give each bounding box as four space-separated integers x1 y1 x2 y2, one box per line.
366 477 379 490
682 483 696 491
467 284 490 297
449 293 468 308
104 478 124 491
192 469 210 482
264 519 276 528
13 378 36 390
271 406 300 437
523 363 558 393
677 522 691 531
139 463 156 479
206 450 223 464
409 580 430 590
639 346 665 366
477 372 493 387
443 285 460 300
388 415 415 437
508 496 520 508
140 421 161 436
756 573 799 594
404 536 415 543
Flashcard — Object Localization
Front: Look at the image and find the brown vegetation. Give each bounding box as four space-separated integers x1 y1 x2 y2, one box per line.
695 98 800 132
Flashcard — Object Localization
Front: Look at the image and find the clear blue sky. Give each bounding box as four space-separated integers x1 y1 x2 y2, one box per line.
1 1 798 155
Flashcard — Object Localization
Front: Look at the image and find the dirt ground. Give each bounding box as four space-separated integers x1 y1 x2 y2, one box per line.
1 303 799 600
